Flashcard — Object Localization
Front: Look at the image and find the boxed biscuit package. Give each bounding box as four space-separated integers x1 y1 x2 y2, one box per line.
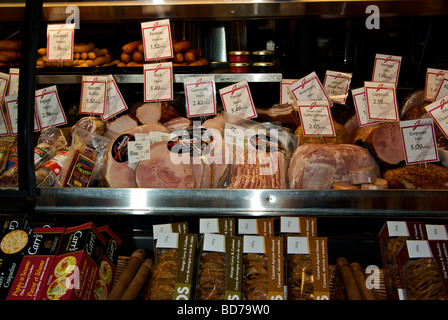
7 227 65 300
0 215 29 238
42 222 106 300
90 225 122 300
238 218 276 237
396 239 448 300
242 235 284 300
148 231 197 300
196 232 243 300
378 220 427 300
199 218 236 236
286 236 330 300
152 222 189 262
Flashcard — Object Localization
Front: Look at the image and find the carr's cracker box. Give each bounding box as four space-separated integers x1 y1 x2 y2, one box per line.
42 222 106 300
238 218 276 237
0 223 34 299
199 218 236 236
378 220 427 300
90 225 122 300
286 236 330 300
6 227 65 300
196 233 243 300
396 239 448 300
242 235 284 300
0 215 29 238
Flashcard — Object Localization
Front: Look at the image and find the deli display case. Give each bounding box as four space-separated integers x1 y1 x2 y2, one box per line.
1 0 448 309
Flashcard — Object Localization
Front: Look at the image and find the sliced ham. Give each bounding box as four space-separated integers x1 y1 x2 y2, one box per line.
135 102 180 124
103 123 170 188
255 104 300 130
364 122 405 165
163 117 192 131
288 143 380 189
104 114 139 140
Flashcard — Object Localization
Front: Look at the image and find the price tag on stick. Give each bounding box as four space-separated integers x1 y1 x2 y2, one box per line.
103 75 128 121
399 118 439 165
143 62 173 102
425 98 448 141
352 87 380 127
46 24 75 62
141 19 173 61
364 81 399 122
0 72 8 106
184 76 216 118
297 101 335 136
280 79 298 105
425 68 448 101
35 85 67 129
372 54 402 85
219 80 257 119
289 71 332 106
80 76 107 115
4 94 39 135
323 71 352 104
0 105 8 136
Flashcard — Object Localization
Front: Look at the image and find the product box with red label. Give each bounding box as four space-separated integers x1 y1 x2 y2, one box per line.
42 222 106 300
90 225 122 300
6 227 65 300
396 239 448 300
378 220 427 300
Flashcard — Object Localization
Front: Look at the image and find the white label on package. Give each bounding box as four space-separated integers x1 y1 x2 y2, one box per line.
425 68 448 101
103 75 128 121
141 19 173 61
127 140 151 165
289 71 332 106
184 76 216 117
400 118 439 164
153 224 174 240
425 225 448 240
46 24 75 61
323 70 352 104
35 85 67 129
80 76 107 114
203 233 225 253
372 54 402 85
406 240 432 259
156 231 179 249
243 235 265 253
144 62 173 102
425 98 448 140
287 236 309 255
220 80 257 119
200 218 220 234
387 221 410 237
280 217 300 234
238 219 258 235
280 79 298 105
0 72 9 105
297 101 335 136
8 68 19 96
365 81 399 121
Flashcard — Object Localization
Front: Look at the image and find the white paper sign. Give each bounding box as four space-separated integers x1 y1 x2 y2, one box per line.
4 94 39 135
400 118 439 164
184 76 216 118
46 24 75 62
425 68 448 101
425 98 448 140
323 71 352 104
0 72 8 106
289 71 332 106
0 106 8 136
35 85 67 129
297 101 335 136
219 80 257 119
352 87 379 127
141 19 173 61
102 75 128 121
8 68 19 96
80 75 107 115
144 62 173 102
280 79 297 105
364 81 399 122
372 54 402 85
434 77 448 101
127 140 151 165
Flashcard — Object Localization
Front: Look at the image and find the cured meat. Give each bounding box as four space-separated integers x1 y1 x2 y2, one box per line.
104 114 138 139
103 123 170 188
383 163 448 189
135 102 180 124
364 122 405 165
202 113 225 132
255 104 300 130
162 117 192 131
71 116 106 136
400 89 425 118
288 143 380 189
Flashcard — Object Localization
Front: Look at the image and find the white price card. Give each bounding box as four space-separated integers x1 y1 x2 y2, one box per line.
297 101 335 136
0 105 8 136
220 80 257 119
102 75 128 121
371 54 402 85
399 118 439 165
80 75 107 115
434 77 448 101
184 75 216 118
352 87 380 127
280 79 298 105
141 19 173 61
0 72 8 106
35 85 67 129
4 94 39 135
364 81 399 122
8 68 19 96
323 71 352 104
289 71 332 106
127 140 151 165
143 62 173 102
46 24 75 62
425 68 448 101
425 98 448 140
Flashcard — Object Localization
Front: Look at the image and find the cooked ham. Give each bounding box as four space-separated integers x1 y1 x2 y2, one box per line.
163 117 192 131
288 143 380 189
104 114 139 139
71 116 105 136
364 122 405 165
135 102 180 124
103 123 170 188
255 104 300 130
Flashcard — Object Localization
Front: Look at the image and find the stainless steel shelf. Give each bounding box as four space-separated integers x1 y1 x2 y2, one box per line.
36 72 283 84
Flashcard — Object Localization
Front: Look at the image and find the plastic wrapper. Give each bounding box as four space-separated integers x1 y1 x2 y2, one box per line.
0 136 16 174
0 143 18 187
34 127 68 169
35 148 69 187
287 253 314 300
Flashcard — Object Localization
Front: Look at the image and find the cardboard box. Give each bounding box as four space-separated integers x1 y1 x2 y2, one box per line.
42 222 106 300
6 227 65 300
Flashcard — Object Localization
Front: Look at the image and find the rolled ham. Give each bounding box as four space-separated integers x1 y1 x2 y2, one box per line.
135 102 180 124
71 116 105 136
364 122 405 165
162 117 192 131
